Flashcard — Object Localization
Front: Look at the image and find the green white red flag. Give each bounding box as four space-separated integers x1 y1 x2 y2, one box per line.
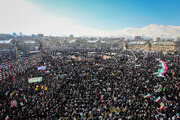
154 59 168 77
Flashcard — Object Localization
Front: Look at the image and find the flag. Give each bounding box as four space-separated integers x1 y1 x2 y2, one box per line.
172 72 175 76
155 87 162 93
10 91 15 98
45 87 47 90
155 114 158 120
35 87 38 91
23 96 28 102
5 115 10 120
15 46 20 61
154 96 161 102
160 102 164 110
154 59 168 77
163 87 166 92
5 91 9 96
144 93 151 98
163 96 167 100
177 113 179 118
11 76 14 86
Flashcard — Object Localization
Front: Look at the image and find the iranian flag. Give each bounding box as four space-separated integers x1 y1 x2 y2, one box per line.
23 96 28 102
160 102 165 110
155 87 162 93
5 91 9 96
154 59 168 77
144 93 151 98
5 115 10 120
154 96 161 102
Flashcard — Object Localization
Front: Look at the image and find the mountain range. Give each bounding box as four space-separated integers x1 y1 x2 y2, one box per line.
98 24 180 39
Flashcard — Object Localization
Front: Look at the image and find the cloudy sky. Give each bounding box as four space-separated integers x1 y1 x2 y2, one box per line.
0 0 180 36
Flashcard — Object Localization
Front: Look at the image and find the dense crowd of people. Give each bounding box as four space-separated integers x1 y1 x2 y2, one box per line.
0 50 179 119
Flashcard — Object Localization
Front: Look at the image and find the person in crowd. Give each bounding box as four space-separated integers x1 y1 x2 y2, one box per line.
0 50 179 120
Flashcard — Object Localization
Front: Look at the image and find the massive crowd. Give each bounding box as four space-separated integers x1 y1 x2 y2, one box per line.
0 50 179 120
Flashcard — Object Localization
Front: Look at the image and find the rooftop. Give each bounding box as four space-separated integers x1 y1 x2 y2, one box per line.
0 39 13 44
24 41 36 44
128 41 147 45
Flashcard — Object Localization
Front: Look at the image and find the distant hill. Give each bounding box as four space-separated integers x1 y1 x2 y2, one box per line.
106 24 180 39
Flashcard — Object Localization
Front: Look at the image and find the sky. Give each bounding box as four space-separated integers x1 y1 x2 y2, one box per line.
0 0 180 36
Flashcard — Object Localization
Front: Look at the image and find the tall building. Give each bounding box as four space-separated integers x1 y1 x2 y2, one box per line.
12 32 17 36
32 34 36 39
37 34 44 38
70 35 74 38
118 38 126 50
20 32 23 36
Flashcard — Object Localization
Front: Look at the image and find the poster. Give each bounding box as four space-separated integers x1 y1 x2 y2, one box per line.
28 77 42 83
37 66 46 70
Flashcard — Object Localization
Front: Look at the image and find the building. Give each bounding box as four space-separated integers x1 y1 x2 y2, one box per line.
0 39 16 50
135 36 142 41
32 34 36 39
0 34 13 40
128 41 149 51
174 37 180 51
69 35 74 38
118 38 126 50
65 37 126 50
24 40 39 50
150 41 175 51
153 37 161 42
12 32 17 36
127 37 180 52
20 32 23 36
37 34 44 38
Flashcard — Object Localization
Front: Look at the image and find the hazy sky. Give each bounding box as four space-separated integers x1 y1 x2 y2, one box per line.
0 0 180 36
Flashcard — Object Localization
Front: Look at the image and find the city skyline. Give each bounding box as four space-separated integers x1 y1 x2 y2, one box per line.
0 0 180 36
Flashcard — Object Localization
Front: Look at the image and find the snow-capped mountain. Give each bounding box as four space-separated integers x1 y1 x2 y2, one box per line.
103 24 180 39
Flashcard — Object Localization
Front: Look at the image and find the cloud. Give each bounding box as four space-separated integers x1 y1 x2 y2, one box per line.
0 0 108 36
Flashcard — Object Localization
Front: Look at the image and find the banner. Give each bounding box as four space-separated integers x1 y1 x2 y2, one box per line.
28 77 42 83
30 50 40 54
154 59 168 77
37 66 46 70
